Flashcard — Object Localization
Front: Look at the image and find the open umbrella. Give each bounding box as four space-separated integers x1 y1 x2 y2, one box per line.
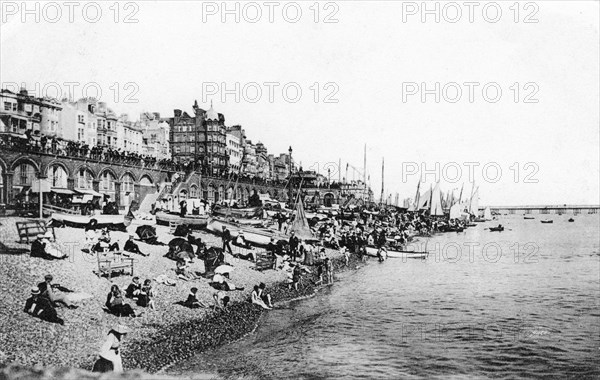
136 225 157 241
214 264 234 275
166 238 195 260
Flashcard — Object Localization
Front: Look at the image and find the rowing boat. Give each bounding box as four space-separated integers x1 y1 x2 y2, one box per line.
206 218 288 246
212 205 262 218
541 220 554 224
365 246 428 259
155 211 209 229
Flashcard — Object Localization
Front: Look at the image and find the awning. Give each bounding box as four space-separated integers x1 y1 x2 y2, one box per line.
51 188 75 195
75 189 103 197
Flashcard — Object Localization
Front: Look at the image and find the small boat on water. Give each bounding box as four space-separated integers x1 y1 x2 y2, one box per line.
489 226 504 232
541 220 554 224
524 216 535 220
155 211 209 229
568 218 575 222
365 246 428 259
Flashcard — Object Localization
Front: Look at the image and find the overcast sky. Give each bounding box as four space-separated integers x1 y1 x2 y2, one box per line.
1 1 598 206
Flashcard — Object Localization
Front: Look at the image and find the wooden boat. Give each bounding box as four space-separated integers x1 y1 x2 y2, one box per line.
568 218 575 222
489 226 504 232
466 223 477 227
524 216 535 220
206 218 287 246
50 213 126 230
155 211 209 229
212 205 262 218
541 220 554 224
365 246 428 259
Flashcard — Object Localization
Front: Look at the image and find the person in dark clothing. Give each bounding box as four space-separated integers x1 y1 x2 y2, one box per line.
266 238 277 256
289 232 299 261
24 287 64 325
124 235 147 256
105 285 139 317
179 200 187 218
275 212 284 231
30 234 46 258
222 226 233 254
184 287 208 308
125 277 141 299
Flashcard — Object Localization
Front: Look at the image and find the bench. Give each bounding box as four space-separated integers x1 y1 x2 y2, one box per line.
254 249 276 271
96 251 134 279
16 220 55 244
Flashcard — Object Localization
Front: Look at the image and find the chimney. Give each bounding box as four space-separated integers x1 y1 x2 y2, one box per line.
19 87 28 96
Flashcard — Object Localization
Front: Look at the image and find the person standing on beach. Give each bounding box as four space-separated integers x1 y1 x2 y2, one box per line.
222 226 233 254
289 232 299 261
92 325 128 373
325 257 334 284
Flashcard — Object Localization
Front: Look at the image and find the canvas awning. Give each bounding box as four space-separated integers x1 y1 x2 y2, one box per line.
51 188 75 195
75 189 103 197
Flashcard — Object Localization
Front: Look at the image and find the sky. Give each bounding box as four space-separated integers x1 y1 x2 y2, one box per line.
1 1 598 206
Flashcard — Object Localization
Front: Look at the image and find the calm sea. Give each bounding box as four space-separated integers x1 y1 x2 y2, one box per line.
171 214 600 379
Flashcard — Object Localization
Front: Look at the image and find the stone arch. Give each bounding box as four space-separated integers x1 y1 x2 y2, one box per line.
46 163 69 188
73 164 97 180
43 159 71 178
98 169 117 201
208 182 216 202
189 184 199 198
0 155 8 173
10 156 40 174
120 170 138 183
98 166 118 181
120 172 136 207
140 174 153 185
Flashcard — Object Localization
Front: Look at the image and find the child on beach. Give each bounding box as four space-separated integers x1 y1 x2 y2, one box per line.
137 279 155 310
125 277 141 300
213 291 230 311
184 287 208 308
341 246 349 266
258 283 273 308
251 285 271 310
176 258 201 281
105 285 141 317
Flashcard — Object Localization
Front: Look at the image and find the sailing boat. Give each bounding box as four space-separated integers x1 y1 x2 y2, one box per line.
483 206 492 221
429 182 444 216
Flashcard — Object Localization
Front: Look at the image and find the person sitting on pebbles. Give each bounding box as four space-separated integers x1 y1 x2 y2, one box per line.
184 287 208 308
211 272 244 291
124 235 148 257
125 277 141 300
24 286 64 325
137 279 155 310
213 291 230 312
38 274 78 309
258 282 273 308
31 232 67 260
94 228 119 253
175 258 201 281
251 284 271 310
105 284 142 318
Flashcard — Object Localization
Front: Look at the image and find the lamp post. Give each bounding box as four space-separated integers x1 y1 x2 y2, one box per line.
328 168 331 189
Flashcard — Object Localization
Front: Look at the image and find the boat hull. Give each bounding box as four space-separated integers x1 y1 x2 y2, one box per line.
50 213 126 230
213 206 262 218
206 218 287 246
155 212 209 229
365 246 428 259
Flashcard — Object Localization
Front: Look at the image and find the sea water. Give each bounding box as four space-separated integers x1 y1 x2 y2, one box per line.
172 214 600 379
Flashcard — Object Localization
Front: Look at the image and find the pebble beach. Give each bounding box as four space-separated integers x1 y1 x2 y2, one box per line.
0 216 353 376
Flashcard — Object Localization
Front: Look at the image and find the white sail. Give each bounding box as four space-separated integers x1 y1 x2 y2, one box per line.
469 187 480 216
430 182 444 216
449 203 462 219
418 188 431 209
483 206 492 220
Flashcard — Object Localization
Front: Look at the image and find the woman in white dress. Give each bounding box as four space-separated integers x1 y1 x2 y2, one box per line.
92 324 129 373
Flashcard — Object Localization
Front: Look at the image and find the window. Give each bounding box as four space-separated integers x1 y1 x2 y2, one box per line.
77 169 93 189
17 163 35 186
12 103 17 111
78 128 84 140
4 102 11 111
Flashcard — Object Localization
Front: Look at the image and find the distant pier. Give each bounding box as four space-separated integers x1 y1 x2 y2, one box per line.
487 205 600 215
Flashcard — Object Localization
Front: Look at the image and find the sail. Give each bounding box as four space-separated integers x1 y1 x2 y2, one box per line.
449 203 462 219
418 188 431 209
430 182 444 216
469 187 480 216
290 198 313 240
409 177 422 211
483 206 492 220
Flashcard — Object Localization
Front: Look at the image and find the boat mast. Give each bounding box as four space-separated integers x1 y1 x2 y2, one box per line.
363 144 367 203
379 157 384 207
